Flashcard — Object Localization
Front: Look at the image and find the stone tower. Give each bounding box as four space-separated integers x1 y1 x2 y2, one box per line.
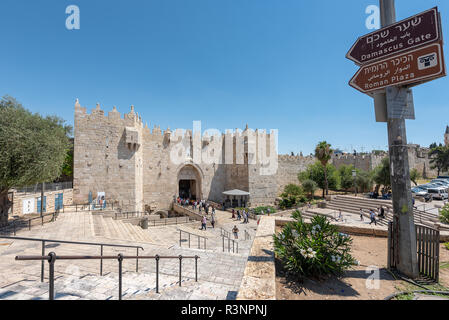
445 125 449 147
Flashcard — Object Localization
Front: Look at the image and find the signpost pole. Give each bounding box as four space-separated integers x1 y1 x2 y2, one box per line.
380 0 418 278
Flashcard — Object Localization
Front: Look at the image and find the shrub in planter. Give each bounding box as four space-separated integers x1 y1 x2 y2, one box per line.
273 210 357 279
254 206 276 215
439 204 449 225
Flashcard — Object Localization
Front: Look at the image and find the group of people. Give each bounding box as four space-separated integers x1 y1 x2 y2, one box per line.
231 208 250 224
359 206 388 225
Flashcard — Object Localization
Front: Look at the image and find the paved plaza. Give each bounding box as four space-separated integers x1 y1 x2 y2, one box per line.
0 208 257 300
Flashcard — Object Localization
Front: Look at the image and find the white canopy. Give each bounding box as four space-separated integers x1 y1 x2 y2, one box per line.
222 189 250 196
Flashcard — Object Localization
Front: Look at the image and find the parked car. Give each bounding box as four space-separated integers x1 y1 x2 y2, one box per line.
427 188 448 200
431 179 449 187
411 187 432 202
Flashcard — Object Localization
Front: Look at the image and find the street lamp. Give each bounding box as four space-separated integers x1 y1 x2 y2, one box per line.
353 150 357 197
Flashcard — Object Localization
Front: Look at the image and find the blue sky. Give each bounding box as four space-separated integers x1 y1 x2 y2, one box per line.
1 0 448 155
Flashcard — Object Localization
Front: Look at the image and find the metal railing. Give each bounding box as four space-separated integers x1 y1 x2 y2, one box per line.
221 228 231 239
63 202 118 213
14 181 73 194
179 230 207 250
222 236 239 254
0 236 143 282
15 252 199 300
0 212 60 236
114 211 146 220
146 216 190 227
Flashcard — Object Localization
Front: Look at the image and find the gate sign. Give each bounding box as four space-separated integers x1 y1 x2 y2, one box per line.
346 7 440 65
349 42 446 94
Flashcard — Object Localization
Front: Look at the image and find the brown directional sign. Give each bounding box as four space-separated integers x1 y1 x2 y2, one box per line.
349 42 446 94
346 7 440 65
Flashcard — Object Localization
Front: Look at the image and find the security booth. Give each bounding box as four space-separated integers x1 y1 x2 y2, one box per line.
222 190 250 208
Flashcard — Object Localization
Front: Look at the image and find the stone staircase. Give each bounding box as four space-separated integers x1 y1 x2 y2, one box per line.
325 195 444 228
0 207 255 300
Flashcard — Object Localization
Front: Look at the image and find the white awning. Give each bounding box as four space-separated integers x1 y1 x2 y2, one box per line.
222 189 250 196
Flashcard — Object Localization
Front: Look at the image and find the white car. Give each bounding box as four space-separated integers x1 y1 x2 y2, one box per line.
427 188 448 200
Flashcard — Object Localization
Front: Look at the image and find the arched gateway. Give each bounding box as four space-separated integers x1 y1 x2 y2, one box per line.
177 164 202 200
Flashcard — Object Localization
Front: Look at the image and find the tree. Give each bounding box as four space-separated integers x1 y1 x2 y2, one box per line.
0 96 71 226
410 168 421 186
298 161 339 197
371 157 391 192
301 179 318 199
314 141 333 197
355 170 373 193
429 146 449 176
279 184 305 209
338 165 355 191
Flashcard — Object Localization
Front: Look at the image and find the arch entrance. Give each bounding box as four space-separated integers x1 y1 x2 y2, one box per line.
177 165 202 200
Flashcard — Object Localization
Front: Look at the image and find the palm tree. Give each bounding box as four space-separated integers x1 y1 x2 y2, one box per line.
315 141 333 198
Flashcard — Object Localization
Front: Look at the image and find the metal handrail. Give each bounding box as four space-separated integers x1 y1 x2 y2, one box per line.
222 236 239 254
0 211 60 236
178 230 207 250
0 235 143 281
15 253 200 300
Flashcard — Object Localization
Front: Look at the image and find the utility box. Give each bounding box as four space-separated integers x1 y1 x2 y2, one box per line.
141 217 149 230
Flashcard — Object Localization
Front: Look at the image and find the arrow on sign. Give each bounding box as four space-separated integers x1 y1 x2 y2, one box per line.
349 42 446 94
346 7 440 65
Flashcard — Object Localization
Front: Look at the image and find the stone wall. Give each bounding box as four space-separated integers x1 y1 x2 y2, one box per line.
10 189 73 217
331 147 438 178
276 154 315 194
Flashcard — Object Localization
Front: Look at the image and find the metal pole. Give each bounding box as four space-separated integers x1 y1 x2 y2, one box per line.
179 255 182 287
179 230 182 247
118 254 123 300
188 233 191 248
195 256 198 282
100 245 103 276
136 248 139 273
41 241 45 282
223 236 225 252
40 182 44 218
379 0 418 279
48 252 56 300
155 255 160 293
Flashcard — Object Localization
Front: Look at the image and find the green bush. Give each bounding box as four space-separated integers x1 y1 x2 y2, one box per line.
273 210 357 279
279 184 307 209
439 204 449 225
253 206 276 215
444 242 449 251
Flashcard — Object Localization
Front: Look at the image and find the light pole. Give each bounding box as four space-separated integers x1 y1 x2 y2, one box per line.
353 151 357 197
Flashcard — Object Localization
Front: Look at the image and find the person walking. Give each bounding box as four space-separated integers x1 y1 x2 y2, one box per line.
232 209 235 219
242 210 247 224
369 210 377 226
232 225 239 239
211 213 216 228
201 216 207 230
237 210 241 221
360 208 364 221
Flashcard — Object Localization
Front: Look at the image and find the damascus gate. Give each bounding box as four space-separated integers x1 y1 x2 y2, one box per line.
73 100 316 212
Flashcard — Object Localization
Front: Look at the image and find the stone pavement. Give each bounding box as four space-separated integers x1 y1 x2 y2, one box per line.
0 208 257 300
